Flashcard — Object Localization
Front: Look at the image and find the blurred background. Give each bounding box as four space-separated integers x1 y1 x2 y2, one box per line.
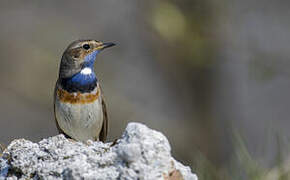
0 0 290 179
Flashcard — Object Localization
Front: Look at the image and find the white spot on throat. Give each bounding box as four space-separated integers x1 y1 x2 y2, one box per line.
81 67 92 75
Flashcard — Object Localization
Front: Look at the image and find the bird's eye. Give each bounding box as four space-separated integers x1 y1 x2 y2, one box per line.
82 44 90 50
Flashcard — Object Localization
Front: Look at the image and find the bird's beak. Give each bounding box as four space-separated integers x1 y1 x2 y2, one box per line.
101 42 116 50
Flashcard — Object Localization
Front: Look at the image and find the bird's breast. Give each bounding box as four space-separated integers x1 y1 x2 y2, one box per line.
54 84 104 141
56 85 100 104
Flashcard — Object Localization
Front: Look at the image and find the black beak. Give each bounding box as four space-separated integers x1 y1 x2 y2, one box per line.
102 42 116 49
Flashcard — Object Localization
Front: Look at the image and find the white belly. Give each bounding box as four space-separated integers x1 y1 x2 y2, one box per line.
55 95 103 142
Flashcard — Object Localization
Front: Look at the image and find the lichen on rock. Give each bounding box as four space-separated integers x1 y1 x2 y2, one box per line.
0 122 197 180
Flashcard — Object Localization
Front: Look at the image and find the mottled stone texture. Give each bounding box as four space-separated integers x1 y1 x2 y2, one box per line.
0 122 197 180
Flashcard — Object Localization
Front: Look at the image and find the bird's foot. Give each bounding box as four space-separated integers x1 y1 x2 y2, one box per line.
0 143 6 157
110 138 119 147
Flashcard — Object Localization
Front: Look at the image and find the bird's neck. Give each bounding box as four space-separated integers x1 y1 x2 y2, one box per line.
60 67 97 93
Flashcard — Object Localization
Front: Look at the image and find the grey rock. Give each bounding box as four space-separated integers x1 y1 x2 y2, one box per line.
0 122 197 180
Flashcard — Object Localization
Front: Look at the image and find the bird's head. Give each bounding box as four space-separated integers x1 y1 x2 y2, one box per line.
59 40 115 79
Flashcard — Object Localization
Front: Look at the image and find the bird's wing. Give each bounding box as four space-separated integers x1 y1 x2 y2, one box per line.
99 87 108 142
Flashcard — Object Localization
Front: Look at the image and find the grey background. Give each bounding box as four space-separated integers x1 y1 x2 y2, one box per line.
0 0 289 175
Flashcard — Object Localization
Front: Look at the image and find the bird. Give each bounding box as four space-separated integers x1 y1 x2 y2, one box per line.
54 39 115 142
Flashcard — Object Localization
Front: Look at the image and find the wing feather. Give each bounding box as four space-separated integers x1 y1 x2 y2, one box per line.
99 88 108 142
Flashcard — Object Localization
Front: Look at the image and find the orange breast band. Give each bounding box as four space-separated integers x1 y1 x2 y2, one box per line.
57 87 100 104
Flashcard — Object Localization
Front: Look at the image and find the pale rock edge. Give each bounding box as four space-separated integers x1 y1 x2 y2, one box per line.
0 122 197 180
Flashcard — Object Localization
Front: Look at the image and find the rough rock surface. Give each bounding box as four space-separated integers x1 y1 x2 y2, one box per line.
0 122 197 180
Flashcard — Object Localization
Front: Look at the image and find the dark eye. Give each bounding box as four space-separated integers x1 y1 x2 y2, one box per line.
82 44 90 50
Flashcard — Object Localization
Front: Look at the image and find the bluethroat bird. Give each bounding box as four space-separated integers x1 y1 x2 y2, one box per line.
54 40 115 142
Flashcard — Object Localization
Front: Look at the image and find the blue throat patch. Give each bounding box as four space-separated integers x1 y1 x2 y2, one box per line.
70 70 97 85
61 50 100 93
